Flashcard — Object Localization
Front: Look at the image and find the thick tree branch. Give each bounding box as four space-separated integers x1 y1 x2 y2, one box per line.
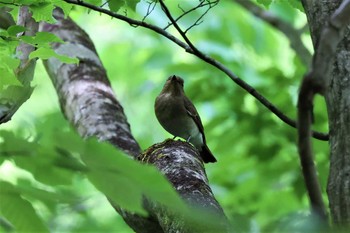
234 0 312 67
0 7 36 124
40 8 229 232
297 0 350 222
63 0 329 141
39 9 157 232
141 140 230 232
39 9 141 158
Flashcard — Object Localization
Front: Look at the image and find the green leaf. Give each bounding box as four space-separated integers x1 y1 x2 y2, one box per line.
16 178 79 205
108 0 126 12
0 182 49 233
84 0 102 5
286 0 304 12
34 31 64 44
126 0 140 11
55 53 79 64
29 47 78 63
256 0 273 8
20 32 64 47
7 25 26 37
0 66 21 89
0 131 76 186
2 56 20 70
54 1 73 16
30 2 55 23
81 139 186 215
29 46 61 59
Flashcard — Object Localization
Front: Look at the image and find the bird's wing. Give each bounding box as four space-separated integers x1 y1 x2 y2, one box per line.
183 96 206 140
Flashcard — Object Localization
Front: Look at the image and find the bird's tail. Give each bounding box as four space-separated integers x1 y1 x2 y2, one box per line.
200 144 217 163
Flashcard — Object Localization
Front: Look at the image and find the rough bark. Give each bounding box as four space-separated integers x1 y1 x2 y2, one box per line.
40 8 229 232
302 0 350 227
140 140 229 232
0 7 36 124
40 9 141 158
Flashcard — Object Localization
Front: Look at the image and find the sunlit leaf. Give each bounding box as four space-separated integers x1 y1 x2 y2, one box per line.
29 47 78 63
81 138 186 215
108 0 125 12
7 25 26 36
256 0 273 8
0 182 49 232
30 2 55 23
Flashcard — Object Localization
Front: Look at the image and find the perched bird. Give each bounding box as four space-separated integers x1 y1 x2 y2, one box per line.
155 75 217 163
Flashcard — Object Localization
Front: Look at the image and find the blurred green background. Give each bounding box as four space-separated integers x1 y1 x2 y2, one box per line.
0 0 329 232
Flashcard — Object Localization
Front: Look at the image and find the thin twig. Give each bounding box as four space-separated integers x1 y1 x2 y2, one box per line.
63 0 329 141
142 0 157 22
184 0 219 34
164 0 218 31
101 0 109 8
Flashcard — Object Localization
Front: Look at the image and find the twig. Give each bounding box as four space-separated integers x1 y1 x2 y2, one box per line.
63 0 329 141
164 0 219 31
142 0 157 22
100 1 109 8
159 0 200 53
184 0 219 34
297 0 350 221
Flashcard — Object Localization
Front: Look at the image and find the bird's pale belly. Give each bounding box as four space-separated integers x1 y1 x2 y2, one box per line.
160 115 203 147
155 95 203 147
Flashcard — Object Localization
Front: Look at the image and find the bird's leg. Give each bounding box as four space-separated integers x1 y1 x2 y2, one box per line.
186 136 192 142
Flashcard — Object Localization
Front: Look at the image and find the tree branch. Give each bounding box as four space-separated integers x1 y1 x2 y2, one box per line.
140 140 230 232
0 6 37 124
40 8 229 232
234 0 312 67
39 9 158 232
39 9 141 158
297 0 350 222
62 0 328 141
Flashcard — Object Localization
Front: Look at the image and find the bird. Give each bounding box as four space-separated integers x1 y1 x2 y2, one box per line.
154 75 217 163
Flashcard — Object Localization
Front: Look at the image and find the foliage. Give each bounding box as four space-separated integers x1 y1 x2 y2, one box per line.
0 111 195 231
0 11 77 113
0 0 329 232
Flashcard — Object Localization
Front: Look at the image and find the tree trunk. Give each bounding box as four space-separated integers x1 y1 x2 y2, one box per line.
302 0 350 227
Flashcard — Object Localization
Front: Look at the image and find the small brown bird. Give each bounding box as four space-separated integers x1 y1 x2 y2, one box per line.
155 75 217 163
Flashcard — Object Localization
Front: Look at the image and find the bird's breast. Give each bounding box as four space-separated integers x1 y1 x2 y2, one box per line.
155 94 201 142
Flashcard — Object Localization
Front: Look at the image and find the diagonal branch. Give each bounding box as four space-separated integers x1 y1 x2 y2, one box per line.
63 0 328 141
297 0 350 222
234 0 312 67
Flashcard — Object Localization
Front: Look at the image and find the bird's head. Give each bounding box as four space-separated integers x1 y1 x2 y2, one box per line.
161 75 185 96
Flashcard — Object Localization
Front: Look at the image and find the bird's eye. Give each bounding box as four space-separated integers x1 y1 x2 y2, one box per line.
179 79 184 86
